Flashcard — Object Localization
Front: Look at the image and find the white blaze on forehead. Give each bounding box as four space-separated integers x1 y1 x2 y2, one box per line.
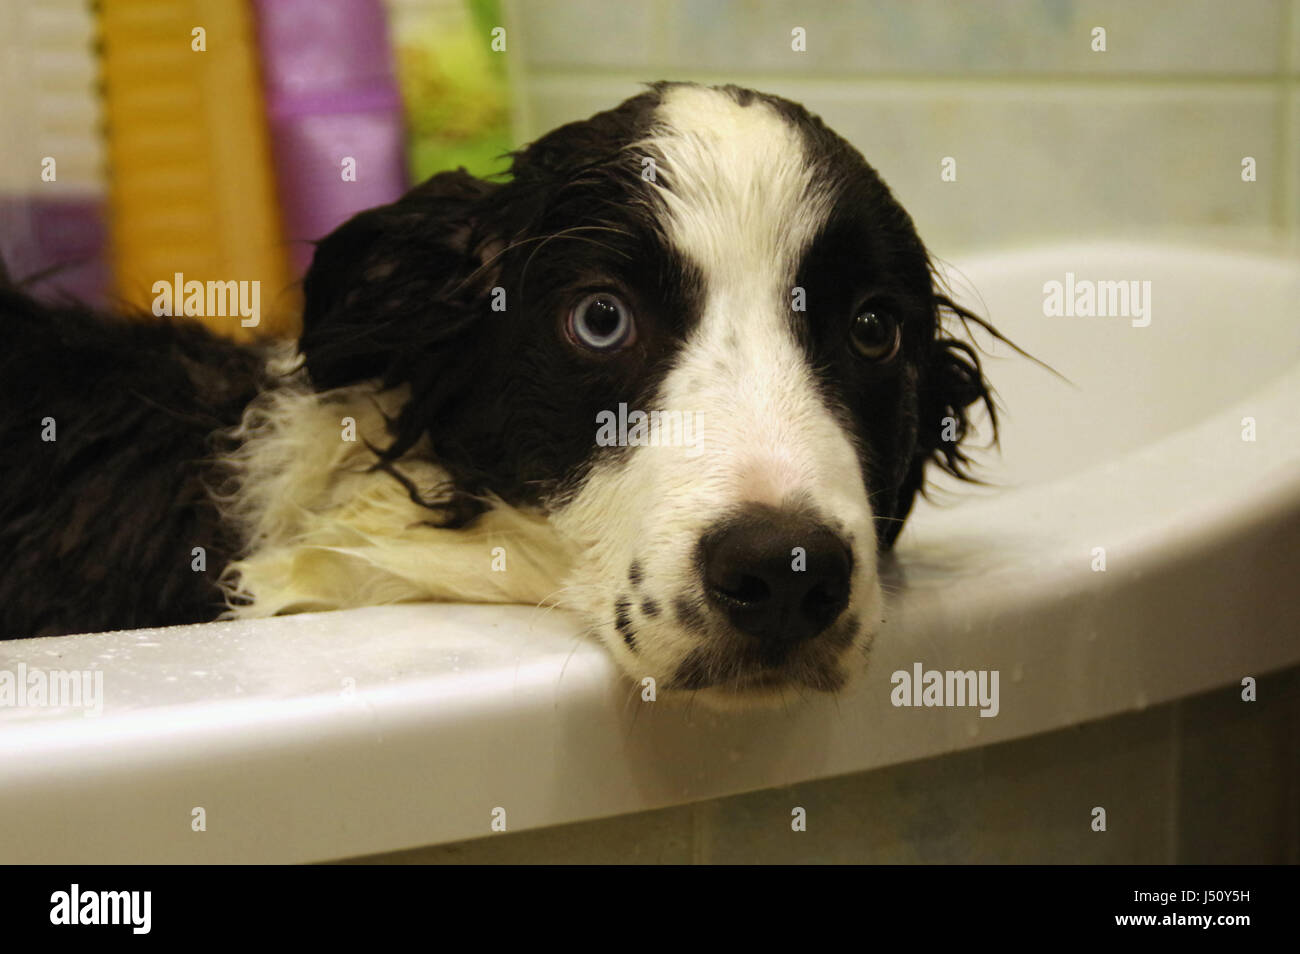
639 86 865 516
640 85 832 293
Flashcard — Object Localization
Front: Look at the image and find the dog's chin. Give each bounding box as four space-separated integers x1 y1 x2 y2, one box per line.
668 681 834 714
658 662 857 712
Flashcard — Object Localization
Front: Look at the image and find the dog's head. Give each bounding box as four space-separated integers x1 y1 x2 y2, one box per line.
299 82 995 704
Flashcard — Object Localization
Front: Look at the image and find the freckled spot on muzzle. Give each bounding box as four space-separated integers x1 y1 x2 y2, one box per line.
615 596 637 651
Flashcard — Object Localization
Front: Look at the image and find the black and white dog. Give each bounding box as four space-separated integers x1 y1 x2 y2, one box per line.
0 82 998 704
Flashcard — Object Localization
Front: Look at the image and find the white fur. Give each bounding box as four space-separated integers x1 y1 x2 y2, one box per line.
215 349 570 618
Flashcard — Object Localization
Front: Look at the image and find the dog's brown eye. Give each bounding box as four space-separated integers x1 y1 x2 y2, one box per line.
567 293 636 352
850 311 900 362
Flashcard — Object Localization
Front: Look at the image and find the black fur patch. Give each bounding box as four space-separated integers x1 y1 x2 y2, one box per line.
0 289 270 637
614 596 637 651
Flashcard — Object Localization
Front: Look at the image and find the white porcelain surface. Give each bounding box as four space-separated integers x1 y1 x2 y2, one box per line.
1 242 1296 863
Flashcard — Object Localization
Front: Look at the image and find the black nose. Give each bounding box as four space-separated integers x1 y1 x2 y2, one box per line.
700 505 853 650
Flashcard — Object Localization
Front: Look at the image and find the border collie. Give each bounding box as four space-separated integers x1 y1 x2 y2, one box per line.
0 82 998 705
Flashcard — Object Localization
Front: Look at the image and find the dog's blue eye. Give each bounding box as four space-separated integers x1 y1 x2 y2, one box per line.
568 293 636 352
850 311 900 361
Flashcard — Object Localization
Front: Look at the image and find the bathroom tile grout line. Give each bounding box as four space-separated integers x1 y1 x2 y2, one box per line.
1281 0 1298 234
501 0 534 153
1281 84 1297 235
1166 701 1182 864
520 67 1300 89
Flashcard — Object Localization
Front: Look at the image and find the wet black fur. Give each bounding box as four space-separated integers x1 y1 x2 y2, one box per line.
0 289 271 636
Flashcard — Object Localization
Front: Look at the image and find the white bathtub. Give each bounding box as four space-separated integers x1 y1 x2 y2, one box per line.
2 241 1297 863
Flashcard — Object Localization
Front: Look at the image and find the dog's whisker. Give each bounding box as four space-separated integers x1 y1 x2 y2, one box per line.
519 228 634 294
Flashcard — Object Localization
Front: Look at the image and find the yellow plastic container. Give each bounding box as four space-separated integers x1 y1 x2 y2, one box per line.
99 0 295 338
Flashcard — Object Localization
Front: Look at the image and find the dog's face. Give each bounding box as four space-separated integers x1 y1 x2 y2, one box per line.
299 83 993 704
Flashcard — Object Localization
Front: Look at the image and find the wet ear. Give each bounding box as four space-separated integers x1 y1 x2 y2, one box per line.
881 294 999 548
299 169 503 390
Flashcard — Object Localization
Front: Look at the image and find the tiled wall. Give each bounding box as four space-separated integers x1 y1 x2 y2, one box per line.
346 666 1299 863
501 0 1300 257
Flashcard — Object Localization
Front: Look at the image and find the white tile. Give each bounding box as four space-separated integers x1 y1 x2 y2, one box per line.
1290 93 1300 234
792 84 1282 256
1291 0 1300 73
513 0 658 68
517 76 653 140
663 0 1285 75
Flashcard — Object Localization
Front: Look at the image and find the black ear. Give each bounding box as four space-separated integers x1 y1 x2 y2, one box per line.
881 294 999 548
299 169 503 390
